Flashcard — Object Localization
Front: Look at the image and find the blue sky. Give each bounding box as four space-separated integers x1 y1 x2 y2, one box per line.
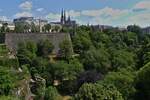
0 0 150 27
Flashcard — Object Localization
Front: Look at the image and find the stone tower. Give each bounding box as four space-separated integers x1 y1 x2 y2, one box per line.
61 9 66 25
61 9 64 24
63 10 66 23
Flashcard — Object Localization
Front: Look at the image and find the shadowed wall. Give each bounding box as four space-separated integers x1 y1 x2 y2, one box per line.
5 33 72 55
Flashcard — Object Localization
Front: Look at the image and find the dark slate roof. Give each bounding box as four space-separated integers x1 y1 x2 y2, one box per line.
5 33 72 55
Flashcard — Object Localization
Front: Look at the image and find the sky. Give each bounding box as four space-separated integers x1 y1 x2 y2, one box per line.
0 0 150 27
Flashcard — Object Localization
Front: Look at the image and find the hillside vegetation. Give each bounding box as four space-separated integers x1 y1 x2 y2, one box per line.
1 25 150 100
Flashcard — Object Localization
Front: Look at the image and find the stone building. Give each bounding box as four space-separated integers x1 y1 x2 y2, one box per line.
0 21 15 31
142 27 150 34
14 17 48 32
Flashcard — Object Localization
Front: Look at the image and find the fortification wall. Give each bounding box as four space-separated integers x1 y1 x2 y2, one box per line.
5 33 71 54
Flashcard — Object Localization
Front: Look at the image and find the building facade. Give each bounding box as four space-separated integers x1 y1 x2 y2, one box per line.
0 21 15 31
142 27 150 34
14 17 48 32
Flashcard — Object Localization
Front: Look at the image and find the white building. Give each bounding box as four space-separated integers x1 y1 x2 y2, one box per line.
0 21 15 31
13 17 48 32
7 22 15 31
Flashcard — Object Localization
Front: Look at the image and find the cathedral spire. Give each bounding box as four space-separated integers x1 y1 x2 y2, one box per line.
68 15 71 22
61 9 64 24
63 10 66 23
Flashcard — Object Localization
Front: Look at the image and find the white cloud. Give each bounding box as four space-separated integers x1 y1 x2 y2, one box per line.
81 9 102 17
134 0 150 10
45 10 81 22
36 8 44 12
16 1 33 18
19 1 32 11
0 16 10 21
81 7 128 19
67 10 81 17
14 12 32 18
126 13 150 26
45 13 60 21
76 7 129 26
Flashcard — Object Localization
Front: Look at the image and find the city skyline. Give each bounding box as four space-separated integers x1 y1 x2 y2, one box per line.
0 0 149 27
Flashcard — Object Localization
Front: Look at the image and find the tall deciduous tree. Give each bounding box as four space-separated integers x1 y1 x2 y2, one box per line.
135 62 150 100
44 86 60 100
82 48 111 74
102 68 136 100
17 41 37 65
37 39 54 57
43 24 51 32
59 39 73 61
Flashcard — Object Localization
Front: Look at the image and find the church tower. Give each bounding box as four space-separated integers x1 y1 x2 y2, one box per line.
61 9 64 24
61 9 67 25
63 10 66 23
67 15 71 22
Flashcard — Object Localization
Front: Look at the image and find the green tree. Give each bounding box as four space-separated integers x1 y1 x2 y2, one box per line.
54 25 60 32
24 23 30 33
102 68 136 100
82 48 111 74
73 32 92 54
140 42 150 66
89 31 110 48
44 86 60 100
124 32 138 47
26 41 37 55
30 57 49 77
37 39 54 57
127 25 142 35
135 62 150 100
43 24 51 32
15 22 30 33
32 75 46 100
56 59 84 94
17 41 37 65
14 22 24 33
59 39 73 61
31 22 38 33
51 60 84 82
0 66 16 95
110 49 136 70
0 23 10 33
136 34 150 69
0 96 19 100
75 83 123 100
127 25 143 43
17 42 32 65
0 33 5 43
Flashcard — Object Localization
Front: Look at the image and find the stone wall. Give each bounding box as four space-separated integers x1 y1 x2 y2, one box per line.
5 33 72 55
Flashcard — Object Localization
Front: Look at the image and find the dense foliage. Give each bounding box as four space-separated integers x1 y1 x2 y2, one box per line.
75 83 123 100
1 25 150 100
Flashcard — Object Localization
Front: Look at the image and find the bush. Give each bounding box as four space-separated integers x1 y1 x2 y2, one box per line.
75 83 123 100
44 86 60 100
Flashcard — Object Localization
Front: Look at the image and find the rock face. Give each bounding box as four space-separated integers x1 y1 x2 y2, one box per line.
5 33 72 55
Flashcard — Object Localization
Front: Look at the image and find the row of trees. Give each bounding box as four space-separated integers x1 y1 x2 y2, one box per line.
15 22 61 33
0 23 11 33
0 22 62 33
